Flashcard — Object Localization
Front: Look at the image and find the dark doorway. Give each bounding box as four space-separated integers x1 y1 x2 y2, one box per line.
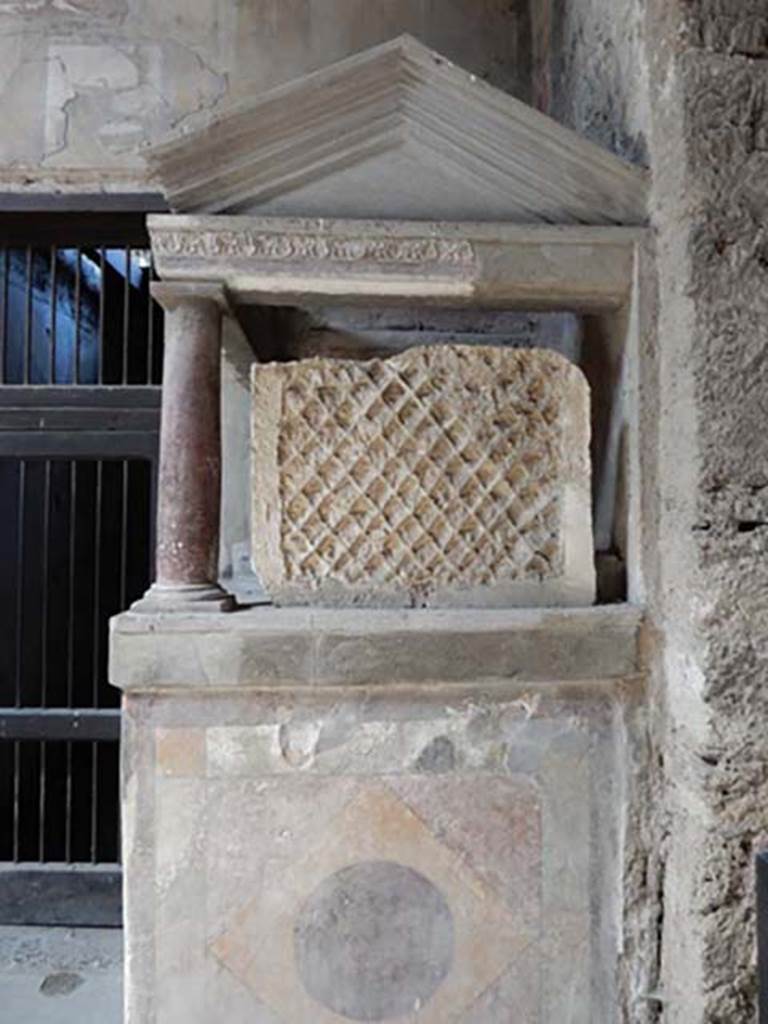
0 214 163 926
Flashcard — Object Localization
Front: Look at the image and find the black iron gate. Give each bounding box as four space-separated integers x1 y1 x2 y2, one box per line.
0 215 162 926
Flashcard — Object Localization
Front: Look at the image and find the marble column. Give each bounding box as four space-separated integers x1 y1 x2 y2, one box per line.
133 282 233 612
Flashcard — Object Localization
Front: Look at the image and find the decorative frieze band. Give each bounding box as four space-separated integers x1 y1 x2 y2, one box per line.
151 228 477 269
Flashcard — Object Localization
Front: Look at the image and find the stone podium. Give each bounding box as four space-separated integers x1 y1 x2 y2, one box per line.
110 36 650 1024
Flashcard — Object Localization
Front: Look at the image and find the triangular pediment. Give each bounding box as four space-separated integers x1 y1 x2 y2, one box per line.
146 35 648 225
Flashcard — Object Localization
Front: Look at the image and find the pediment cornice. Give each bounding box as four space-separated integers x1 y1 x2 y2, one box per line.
146 36 648 226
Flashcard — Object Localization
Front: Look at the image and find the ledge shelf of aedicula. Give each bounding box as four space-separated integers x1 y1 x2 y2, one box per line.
111 341 643 694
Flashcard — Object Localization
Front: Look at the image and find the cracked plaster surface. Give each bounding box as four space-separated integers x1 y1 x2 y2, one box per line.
0 0 531 187
0 31 228 171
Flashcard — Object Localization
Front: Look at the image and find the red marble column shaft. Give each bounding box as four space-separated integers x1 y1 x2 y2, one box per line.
155 294 223 588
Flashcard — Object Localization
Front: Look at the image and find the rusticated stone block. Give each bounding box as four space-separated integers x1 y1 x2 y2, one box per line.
251 344 594 607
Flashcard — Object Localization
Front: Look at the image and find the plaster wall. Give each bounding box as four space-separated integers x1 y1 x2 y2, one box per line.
0 0 531 192
544 0 768 1020
531 0 649 165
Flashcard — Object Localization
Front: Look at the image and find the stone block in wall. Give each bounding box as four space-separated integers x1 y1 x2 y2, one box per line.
251 344 594 607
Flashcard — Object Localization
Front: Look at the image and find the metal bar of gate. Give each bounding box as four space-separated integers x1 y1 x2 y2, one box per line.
91 459 102 864
49 246 57 384
0 709 121 742
14 462 24 863
12 741 19 863
759 852 768 1023
0 248 7 383
67 461 76 712
0 221 161 925
122 245 131 385
66 460 76 863
97 247 105 384
147 257 155 384
120 462 128 611
39 459 50 861
41 459 50 709
12 463 22 865
23 247 32 385
73 248 81 386
14 462 24 709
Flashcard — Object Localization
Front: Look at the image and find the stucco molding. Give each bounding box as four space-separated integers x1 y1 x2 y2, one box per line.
147 215 645 311
152 227 477 268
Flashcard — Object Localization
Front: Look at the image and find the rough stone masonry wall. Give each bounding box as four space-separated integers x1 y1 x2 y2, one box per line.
651 4 768 1020
544 1 768 1020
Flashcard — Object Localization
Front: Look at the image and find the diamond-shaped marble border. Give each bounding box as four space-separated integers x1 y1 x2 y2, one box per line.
210 782 533 1022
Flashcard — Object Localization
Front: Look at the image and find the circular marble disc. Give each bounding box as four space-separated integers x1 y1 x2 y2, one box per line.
294 859 455 1021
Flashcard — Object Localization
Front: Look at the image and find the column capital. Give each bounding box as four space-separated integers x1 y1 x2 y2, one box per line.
150 280 232 314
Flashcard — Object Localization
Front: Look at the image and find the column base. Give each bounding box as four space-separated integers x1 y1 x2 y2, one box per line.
130 583 236 614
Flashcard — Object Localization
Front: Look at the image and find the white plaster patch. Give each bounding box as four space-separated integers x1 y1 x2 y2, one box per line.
0 0 46 10
52 0 126 13
205 719 507 779
51 44 140 91
42 56 75 159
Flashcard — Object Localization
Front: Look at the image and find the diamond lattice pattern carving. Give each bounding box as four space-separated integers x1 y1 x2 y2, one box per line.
252 345 592 607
